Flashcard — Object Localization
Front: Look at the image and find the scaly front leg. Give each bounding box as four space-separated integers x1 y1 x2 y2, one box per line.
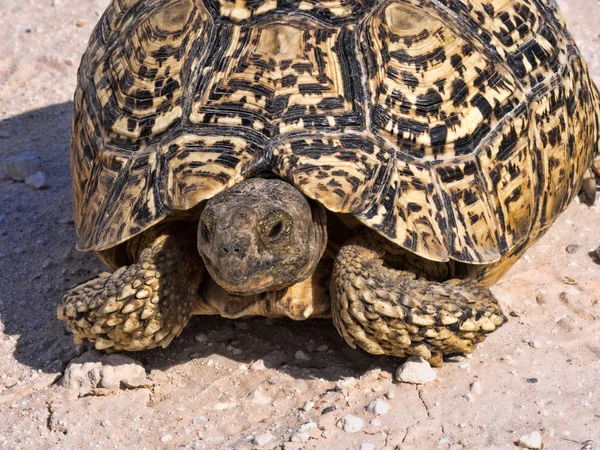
58 225 204 351
330 232 506 366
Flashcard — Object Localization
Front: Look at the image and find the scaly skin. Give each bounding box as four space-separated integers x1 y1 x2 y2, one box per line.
196 258 332 320
331 232 507 367
58 225 203 351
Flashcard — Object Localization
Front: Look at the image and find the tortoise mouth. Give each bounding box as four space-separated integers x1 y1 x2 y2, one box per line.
197 177 327 296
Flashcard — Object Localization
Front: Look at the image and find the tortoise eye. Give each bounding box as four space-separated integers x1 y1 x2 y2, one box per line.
269 220 284 239
201 221 211 242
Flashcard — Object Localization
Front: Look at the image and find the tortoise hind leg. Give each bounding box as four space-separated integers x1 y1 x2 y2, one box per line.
58 225 204 352
581 156 600 205
330 232 506 367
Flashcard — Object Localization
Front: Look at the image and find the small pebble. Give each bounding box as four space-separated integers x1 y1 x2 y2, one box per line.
122 377 154 389
192 416 208 424
370 419 381 426
232 348 243 356
360 444 375 450
316 345 329 352
518 431 542 449
250 359 267 371
298 421 317 433
160 434 173 443
25 171 48 189
2 152 41 181
565 244 580 254
470 381 483 395
294 350 311 361
464 393 474 402
385 390 395 399
302 401 315 412
238 364 248 371
321 406 336 415
194 334 208 343
366 399 390 415
457 361 470 369
395 357 437 384
212 402 236 411
336 415 364 433
249 389 271 406
252 432 273 446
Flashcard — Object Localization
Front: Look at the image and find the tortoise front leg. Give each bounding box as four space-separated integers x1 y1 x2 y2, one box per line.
330 232 506 366
58 225 204 352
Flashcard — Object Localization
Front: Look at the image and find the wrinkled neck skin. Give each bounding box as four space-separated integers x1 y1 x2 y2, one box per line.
197 178 327 296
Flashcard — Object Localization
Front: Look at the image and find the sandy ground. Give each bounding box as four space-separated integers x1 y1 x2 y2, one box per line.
0 1 599 449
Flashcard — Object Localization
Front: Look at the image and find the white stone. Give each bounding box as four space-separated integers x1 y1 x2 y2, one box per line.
212 402 236 411
302 401 315 412
250 359 267 371
336 415 364 433
194 333 207 343
2 152 41 181
366 399 390 415
370 419 381 426
25 171 48 189
160 434 173 442
395 357 437 384
518 431 542 449
59 350 146 396
232 348 243 356
335 377 358 390
291 431 311 443
294 350 311 361
470 381 483 395
252 432 273 446
385 390 395 399
317 345 329 352
249 389 271 406
298 421 317 433
360 444 375 450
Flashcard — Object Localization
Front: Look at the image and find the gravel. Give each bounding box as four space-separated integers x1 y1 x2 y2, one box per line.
252 431 273 446
336 415 364 433
60 350 146 396
395 356 437 384
302 401 315 412
366 399 390 415
250 359 267 371
518 431 542 449
25 171 48 189
294 350 311 361
2 152 42 181
248 389 271 405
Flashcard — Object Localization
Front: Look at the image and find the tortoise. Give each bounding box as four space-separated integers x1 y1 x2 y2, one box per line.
59 0 600 366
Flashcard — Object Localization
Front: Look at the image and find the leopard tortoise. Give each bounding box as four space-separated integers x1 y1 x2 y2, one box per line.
59 0 600 366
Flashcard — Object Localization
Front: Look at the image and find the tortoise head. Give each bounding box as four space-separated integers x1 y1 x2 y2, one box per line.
197 178 327 295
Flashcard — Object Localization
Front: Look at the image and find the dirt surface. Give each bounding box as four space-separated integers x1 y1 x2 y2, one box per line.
0 1 599 449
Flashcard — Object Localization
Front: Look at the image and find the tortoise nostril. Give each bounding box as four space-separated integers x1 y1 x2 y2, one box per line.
222 247 229 254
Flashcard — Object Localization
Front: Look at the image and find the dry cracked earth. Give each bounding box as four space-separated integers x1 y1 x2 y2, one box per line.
0 0 599 449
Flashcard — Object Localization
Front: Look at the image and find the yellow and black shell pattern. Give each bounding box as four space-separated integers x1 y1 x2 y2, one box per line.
72 0 600 265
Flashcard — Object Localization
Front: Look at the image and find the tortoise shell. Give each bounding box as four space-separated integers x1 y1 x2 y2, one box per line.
71 0 600 264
